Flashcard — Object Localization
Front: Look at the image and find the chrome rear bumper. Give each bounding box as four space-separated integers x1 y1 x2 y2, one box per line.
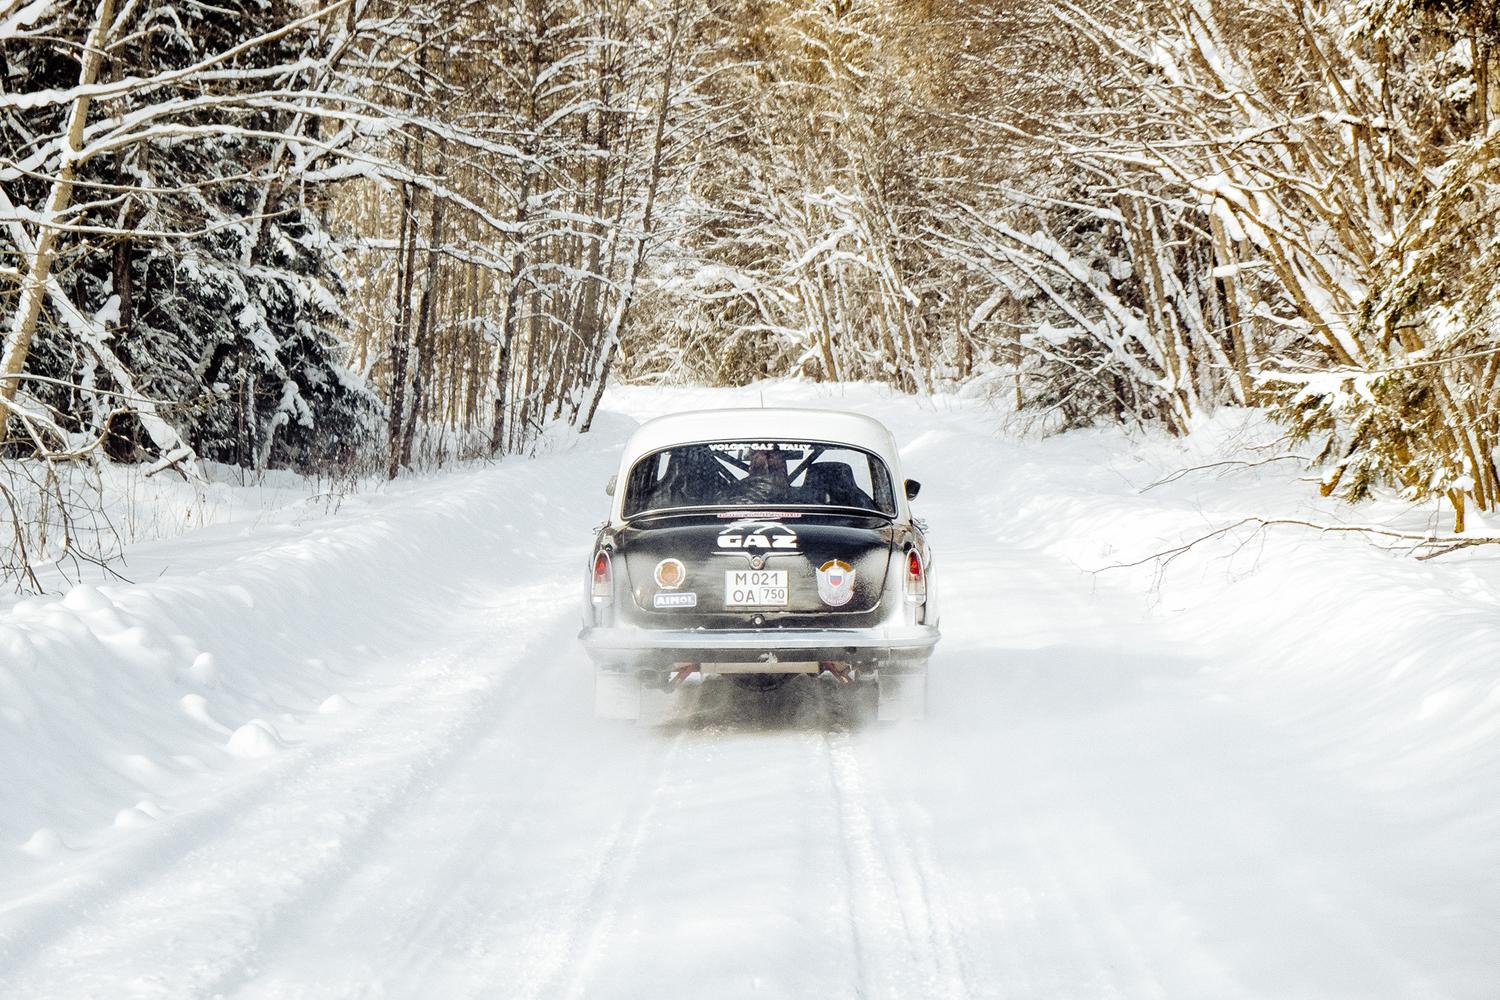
579 624 938 670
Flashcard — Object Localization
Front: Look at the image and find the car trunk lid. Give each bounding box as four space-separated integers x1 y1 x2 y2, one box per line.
617 512 894 619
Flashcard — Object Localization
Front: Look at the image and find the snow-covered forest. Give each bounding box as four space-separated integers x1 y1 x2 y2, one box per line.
5 0 1500 578
5 5 1500 994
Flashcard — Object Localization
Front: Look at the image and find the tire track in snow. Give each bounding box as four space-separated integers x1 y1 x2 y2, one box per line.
0 581 576 1000
813 723 874 1000
1012 809 1143 1000
860 753 977 1000
532 730 686 1000
451 684 864 1000
824 724 971 1000
398 718 691 1000
216 599 615 1000
205 595 585 1000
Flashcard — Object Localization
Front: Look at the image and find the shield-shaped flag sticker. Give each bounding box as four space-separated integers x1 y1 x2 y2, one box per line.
817 559 856 607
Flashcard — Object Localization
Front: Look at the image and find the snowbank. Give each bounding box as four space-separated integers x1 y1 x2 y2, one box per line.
0 426 622 866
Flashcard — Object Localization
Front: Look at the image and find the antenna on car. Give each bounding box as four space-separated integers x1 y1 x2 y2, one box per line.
759 391 764 408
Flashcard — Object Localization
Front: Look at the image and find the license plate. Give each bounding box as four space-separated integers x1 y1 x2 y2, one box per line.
724 570 788 607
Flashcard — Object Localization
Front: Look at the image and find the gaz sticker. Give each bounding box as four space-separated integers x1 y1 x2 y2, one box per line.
716 521 799 553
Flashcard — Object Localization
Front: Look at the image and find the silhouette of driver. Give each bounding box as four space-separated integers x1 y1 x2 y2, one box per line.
730 446 790 504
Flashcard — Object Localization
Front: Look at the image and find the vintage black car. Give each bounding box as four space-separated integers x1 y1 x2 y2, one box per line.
579 407 939 720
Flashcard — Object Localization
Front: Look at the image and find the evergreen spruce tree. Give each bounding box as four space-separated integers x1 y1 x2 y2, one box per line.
1 0 377 472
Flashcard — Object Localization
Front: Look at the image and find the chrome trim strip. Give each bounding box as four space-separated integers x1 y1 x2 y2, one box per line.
579 625 939 653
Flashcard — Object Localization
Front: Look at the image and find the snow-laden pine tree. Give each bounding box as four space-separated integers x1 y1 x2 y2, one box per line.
1 0 378 473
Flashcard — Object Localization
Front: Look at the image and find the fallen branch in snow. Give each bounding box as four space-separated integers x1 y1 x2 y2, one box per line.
1140 456 1314 492
1411 539 1500 561
1099 517 1500 574
143 449 193 482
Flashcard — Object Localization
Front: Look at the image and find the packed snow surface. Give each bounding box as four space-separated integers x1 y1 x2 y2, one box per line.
1 383 1497 999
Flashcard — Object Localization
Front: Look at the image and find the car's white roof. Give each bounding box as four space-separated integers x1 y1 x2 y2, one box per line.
610 407 910 523
618 407 902 468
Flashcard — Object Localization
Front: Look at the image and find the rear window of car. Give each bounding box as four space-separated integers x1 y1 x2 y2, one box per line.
622 440 898 518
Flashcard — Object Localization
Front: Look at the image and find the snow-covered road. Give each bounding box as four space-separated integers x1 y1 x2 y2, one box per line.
2 384 1496 999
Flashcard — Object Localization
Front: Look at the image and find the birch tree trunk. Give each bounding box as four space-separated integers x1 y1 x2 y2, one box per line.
0 0 115 429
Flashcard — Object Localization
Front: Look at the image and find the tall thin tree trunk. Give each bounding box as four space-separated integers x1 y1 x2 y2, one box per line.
401 190 446 468
386 181 417 480
0 0 116 428
579 0 684 433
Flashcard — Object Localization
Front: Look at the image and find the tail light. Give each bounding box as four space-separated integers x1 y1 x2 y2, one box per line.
904 548 927 604
592 550 613 603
